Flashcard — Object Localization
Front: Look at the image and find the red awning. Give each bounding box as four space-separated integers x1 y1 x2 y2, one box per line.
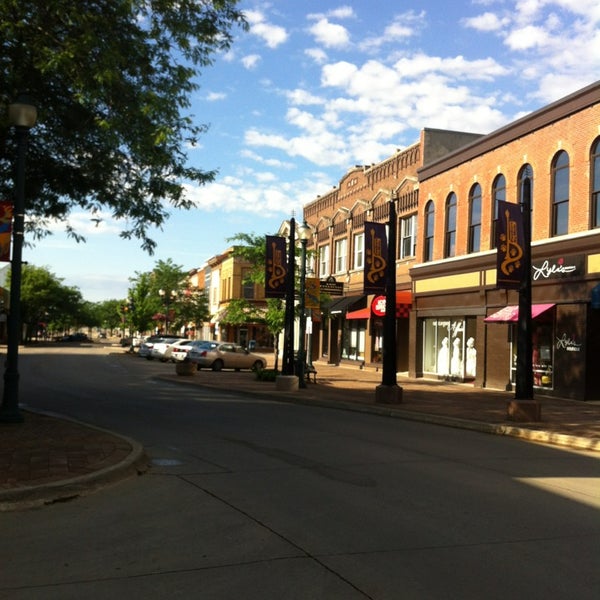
484 303 555 323
346 291 412 320
346 307 371 320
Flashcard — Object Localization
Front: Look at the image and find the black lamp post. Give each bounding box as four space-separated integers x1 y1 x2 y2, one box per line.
297 221 311 388
159 288 177 334
1 96 37 423
515 175 533 400
281 217 296 376
375 194 403 403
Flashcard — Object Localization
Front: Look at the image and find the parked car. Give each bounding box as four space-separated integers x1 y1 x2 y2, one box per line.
163 339 202 362
138 336 182 359
188 342 266 371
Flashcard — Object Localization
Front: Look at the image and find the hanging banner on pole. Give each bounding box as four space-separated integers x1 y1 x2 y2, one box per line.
364 221 387 294
0 201 13 262
496 200 525 289
305 277 320 309
265 235 287 298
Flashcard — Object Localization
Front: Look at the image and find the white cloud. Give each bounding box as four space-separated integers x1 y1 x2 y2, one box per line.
285 88 326 106
305 47 328 64
463 11 511 31
308 18 351 49
505 24 549 50
245 9 288 48
206 91 226 101
241 54 261 69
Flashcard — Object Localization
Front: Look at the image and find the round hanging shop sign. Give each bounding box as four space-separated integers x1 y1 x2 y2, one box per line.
371 295 387 317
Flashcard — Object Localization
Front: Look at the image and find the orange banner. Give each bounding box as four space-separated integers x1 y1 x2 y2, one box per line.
0 201 13 262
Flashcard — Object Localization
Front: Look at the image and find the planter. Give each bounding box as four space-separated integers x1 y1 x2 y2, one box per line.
175 361 196 376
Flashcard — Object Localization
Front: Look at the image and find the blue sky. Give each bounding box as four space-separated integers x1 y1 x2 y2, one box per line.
22 0 600 301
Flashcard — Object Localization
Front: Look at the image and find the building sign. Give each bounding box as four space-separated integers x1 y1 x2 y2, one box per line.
532 255 584 281
364 221 387 293
265 235 287 298
496 200 524 289
371 295 386 317
320 278 343 296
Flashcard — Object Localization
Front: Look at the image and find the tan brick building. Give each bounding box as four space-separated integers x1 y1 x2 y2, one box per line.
411 81 600 400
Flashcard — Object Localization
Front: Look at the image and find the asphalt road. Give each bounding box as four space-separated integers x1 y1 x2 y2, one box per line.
1 345 599 599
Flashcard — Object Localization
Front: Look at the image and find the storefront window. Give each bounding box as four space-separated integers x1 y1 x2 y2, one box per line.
341 320 365 361
422 317 477 380
511 320 554 388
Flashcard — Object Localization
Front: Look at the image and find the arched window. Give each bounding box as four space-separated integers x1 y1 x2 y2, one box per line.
444 192 457 258
591 139 600 229
491 174 506 248
517 164 534 234
552 150 569 236
424 200 435 262
468 184 482 253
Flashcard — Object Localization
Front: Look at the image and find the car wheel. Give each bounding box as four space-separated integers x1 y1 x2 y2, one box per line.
146 356 153 360
252 360 264 371
212 360 224 372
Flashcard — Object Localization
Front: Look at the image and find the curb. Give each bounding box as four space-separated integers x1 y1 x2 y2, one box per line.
158 375 600 453
0 410 149 512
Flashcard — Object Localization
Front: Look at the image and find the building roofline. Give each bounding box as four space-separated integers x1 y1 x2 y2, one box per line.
418 79 600 181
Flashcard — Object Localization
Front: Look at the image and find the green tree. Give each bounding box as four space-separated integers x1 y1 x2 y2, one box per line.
0 0 247 251
228 233 285 370
95 299 124 334
128 258 187 334
19 264 86 340
177 288 209 336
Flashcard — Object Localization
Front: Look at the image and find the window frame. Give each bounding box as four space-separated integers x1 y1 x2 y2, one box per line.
591 139 600 229
334 238 347 274
423 200 435 262
551 150 569 236
444 192 457 258
353 232 365 270
491 174 506 249
318 244 330 277
468 184 482 253
400 214 417 259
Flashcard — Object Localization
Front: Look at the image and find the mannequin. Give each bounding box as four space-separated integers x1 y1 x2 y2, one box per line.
437 337 450 377
465 337 477 377
451 337 462 377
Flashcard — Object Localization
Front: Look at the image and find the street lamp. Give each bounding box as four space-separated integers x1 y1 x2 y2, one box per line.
158 289 177 334
281 217 296 376
296 221 311 388
0 96 38 423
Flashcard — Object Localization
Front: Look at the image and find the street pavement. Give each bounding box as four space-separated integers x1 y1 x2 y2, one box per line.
1 351 599 511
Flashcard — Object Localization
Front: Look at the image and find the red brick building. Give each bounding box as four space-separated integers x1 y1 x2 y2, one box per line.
302 129 483 369
411 81 600 400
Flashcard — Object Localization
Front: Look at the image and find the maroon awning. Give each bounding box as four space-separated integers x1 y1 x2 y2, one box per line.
484 303 555 323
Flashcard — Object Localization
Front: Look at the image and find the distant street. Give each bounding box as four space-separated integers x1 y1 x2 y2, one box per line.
1 345 599 599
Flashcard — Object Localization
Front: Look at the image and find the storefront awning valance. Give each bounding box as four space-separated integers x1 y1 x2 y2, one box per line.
328 295 365 315
346 307 371 320
484 303 555 323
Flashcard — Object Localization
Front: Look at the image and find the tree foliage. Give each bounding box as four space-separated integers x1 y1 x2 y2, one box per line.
127 258 208 334
19 264 85 339
0 0 247 251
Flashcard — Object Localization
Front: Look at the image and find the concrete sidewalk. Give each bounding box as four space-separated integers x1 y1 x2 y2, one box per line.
1 359 599 511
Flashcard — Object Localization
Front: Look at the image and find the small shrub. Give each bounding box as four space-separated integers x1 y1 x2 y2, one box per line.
255 368 279 382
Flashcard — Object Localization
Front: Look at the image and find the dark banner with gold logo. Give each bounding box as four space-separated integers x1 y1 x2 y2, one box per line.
265 235 287 298
496 200 524 289
0 201 13 262
364 221 387 293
